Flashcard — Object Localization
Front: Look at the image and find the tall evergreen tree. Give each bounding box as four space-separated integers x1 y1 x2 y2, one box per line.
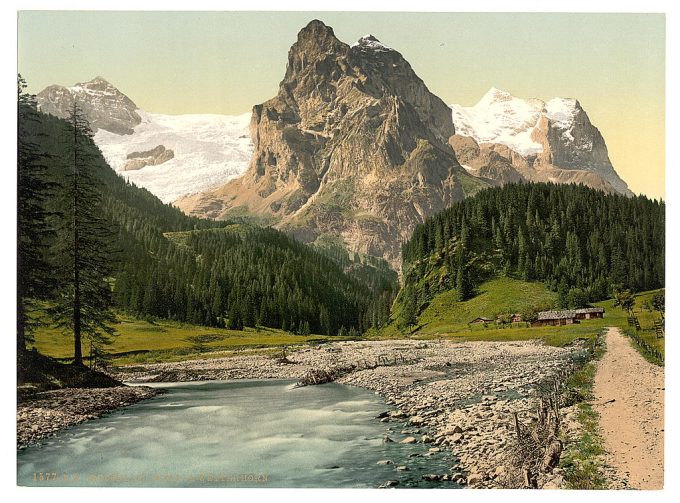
399 285 418 333
17 75 58 353
455 243 473 301
51 102 117 365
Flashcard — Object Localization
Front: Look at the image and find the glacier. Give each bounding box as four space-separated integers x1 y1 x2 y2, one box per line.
94 110 253 204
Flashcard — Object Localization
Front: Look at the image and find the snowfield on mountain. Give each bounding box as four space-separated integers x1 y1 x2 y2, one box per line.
94 110 253 203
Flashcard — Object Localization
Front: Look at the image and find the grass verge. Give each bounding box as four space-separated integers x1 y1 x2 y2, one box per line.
559 330 607 489
622 327 665 367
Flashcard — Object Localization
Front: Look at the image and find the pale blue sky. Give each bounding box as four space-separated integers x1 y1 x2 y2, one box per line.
18 11 665 198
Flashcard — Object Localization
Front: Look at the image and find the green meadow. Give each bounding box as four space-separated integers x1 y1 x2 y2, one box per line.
28 313 344 365
30 278 664 366
372 277 664 358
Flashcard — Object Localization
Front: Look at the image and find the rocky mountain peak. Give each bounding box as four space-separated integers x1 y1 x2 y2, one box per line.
479 86 514 104
79 75 113 88
352 34 392 52
37 77 141 135
177 21 488 265
544 97 579 128
285 20 348 74
296 19 340 44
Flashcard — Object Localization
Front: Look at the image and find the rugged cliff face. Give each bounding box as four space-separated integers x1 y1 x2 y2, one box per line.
449 88 633 196
177 20 488 265
37 77 142 135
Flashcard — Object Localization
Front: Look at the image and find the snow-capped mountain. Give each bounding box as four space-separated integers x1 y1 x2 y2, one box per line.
451 87 545 156
449 88 633 196
37 77 142 135
36 76 632 209
36 77 253 203
177 20 486 266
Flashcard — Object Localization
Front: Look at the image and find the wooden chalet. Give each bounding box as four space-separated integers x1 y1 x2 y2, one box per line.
532 310 577 327
532 307 605 327
573 307 605 320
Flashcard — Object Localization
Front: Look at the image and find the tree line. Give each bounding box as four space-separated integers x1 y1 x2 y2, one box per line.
398 182 664 325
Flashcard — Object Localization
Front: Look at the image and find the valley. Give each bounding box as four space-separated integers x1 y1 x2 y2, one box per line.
22 291 664 488
17 16 665 492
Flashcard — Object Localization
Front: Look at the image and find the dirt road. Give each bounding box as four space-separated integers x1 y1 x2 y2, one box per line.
593 327 664 489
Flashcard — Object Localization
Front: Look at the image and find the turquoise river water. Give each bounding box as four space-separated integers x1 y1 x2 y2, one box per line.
17 379 459 488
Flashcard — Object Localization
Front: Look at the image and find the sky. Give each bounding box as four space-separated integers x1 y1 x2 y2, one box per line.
17 11 665 199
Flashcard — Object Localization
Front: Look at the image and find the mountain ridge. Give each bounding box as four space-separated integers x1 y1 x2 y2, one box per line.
35 27 636 266
176 19 489 266
37 76 142 135
449 87 633 196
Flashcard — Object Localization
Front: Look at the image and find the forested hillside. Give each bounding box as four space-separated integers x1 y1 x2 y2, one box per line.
397 183 664 324
18 90 390 357
117 225 370 335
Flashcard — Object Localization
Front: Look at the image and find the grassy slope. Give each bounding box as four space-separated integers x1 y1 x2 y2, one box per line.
417 277 556 334
374 277 664 352
28 313 344 366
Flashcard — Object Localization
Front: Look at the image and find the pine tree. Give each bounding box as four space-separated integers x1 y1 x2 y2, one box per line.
51 102 117 365
17 75 59 352
399 286 418 333
319 306 331 336
226 299 244 330
455 244 473 301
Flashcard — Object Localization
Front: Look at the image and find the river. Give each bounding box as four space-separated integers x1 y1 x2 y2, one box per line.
17 379 458 488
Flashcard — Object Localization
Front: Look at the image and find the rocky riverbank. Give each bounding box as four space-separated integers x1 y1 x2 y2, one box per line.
111 338 587 488
17 386 162 449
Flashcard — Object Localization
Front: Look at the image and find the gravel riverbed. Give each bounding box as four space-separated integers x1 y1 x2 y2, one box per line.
110 338 585 488
17 386 161 449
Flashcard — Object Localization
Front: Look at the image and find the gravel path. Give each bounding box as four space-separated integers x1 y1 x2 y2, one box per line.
593 327 664 489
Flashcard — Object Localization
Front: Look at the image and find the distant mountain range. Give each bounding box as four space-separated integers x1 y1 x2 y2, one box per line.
449 87 632 196
176 21 487 265
37 77 252 203
36 20 633 265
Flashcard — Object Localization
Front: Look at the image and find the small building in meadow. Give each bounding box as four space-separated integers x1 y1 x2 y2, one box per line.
495 313 523 324
532 307 605 327
532 310 577 327
573 307 605 320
